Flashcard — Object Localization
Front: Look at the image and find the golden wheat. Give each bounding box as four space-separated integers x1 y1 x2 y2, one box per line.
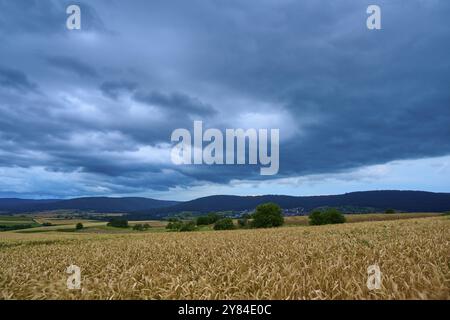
0 217 449 300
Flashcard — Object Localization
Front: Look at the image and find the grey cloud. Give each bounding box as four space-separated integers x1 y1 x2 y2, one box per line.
0 67 37 92
134 91 217 117
47 56 99 78
100 80 138 99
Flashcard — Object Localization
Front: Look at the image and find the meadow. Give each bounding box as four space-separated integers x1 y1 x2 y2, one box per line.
0 215 448 300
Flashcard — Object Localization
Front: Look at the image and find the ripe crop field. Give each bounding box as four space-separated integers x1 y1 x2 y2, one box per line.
283 212 441 226
0 217 449 300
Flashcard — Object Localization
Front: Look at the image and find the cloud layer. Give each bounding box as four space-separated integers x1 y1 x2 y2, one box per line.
0 0 449 198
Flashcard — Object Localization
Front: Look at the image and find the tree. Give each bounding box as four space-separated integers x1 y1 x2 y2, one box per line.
75 222 83 230
133 223 151 231
322 208 346 224
196 216 211 226
107 218 129 228
385 209 395 214
309 208 346 225
166 220 183 230
196 212 221 225
214 218 235 230
308 210 324 226
206 213 221 224
166 220 197 232
251 203 284 228
179 221 197 232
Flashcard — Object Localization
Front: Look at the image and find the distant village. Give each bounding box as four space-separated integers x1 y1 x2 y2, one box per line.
231 207 306 218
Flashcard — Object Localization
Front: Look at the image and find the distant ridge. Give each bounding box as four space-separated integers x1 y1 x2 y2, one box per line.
0 198 59 211
0 197 179 214
1 191 450 217
143 190 450 216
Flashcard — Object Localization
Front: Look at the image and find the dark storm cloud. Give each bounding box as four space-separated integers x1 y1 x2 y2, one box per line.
0 67 37 92
100 80 138 99
0 0 449 198
134 91 217 116
47 56 99 78
177 0 450 181
100 80 216 116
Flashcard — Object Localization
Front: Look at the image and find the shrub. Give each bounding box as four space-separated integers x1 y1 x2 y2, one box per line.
0 224 34 232
322 208 346 224
107 218 129 228
309 208 346 225
166 219 183 230
308 210 325 226
196 216 211 226
166 220 197 232
179 221 197 232
196 213 221 226
251 203 284 228
42 222 53 227
442 211 450 216
75 223 83 230
214 218 235 230
385 209 396 214
133 223 151 231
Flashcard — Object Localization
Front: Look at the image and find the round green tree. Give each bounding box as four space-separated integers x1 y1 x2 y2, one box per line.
308 210 324 225
322 208 346 224
308 208 346 225
213 218 235 230
179 221 197 232
251 203 284 228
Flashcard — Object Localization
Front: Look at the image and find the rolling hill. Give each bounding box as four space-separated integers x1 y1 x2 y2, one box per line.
0 197 179 214
142 190 450 217
1 191 450 217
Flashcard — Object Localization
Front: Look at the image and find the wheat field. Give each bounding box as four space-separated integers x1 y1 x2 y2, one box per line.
0 217 449 300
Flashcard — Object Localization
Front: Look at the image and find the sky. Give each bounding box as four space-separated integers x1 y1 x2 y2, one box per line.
0 0 449 200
